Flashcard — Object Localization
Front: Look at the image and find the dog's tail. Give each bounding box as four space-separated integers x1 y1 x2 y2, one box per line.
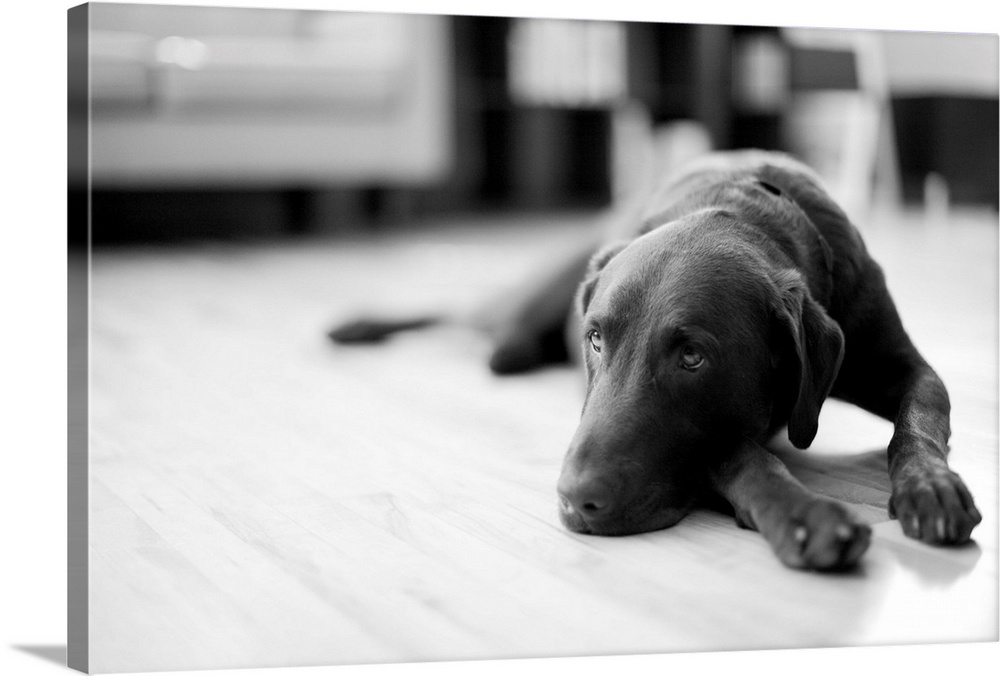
327 316 443 344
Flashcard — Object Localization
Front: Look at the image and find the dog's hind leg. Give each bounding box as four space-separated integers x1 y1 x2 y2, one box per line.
328 240 596 373
328 235 598 374
485 237 598 374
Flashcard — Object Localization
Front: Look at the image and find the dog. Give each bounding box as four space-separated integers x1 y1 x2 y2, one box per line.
329 150 981 571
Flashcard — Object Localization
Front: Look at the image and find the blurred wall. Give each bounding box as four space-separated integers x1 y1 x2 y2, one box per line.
883 32 997 96
75 7 998 244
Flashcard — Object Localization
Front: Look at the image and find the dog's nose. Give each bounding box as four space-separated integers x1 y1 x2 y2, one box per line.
558 474 614 518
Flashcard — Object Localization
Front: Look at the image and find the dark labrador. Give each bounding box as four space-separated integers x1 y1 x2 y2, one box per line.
330 150 981 571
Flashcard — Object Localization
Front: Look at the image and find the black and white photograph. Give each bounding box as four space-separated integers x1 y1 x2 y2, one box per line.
5 1 999 675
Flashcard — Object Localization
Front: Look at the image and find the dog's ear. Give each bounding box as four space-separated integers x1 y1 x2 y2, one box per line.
770 270 845 449
578 240 629 315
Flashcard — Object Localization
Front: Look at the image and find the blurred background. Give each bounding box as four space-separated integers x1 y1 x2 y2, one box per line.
69 3 997 244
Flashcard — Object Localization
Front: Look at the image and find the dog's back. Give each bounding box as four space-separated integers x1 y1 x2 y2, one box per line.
633 150 876 321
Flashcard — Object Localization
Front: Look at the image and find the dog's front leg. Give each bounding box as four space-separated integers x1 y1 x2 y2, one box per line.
708 440 871 571
884 365 982 545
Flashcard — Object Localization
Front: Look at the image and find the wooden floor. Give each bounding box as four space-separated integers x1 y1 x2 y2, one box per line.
86 207 998 674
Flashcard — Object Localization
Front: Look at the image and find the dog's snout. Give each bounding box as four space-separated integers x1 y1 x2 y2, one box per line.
558 473 615 518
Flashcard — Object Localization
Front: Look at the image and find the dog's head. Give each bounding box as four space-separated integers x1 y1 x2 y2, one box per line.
557 210 844 535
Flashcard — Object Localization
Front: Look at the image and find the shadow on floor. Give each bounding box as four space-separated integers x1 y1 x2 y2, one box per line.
773 447 892 524
12 644 66 668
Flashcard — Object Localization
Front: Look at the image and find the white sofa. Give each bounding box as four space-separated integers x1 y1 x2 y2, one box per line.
85 4 454 189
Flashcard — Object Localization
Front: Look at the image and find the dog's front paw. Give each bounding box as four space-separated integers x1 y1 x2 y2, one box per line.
765 499 871 571
890 467 981 545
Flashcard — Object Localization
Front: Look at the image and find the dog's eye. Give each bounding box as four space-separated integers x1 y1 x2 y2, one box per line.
587 330 603 354
679 346 704 371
